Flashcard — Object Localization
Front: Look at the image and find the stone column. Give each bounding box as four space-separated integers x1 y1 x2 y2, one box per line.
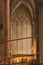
6 0 11 64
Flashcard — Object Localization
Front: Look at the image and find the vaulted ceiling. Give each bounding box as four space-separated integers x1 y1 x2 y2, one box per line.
11 0 43 22
11 0 36 20
11 0 35 13
11 0 43 12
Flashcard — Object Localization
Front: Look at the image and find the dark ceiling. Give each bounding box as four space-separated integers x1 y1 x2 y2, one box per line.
11 0 43 13
37 0 43 5
38 0 43 3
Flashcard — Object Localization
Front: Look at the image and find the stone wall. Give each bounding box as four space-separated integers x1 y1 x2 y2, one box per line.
39 6 43 63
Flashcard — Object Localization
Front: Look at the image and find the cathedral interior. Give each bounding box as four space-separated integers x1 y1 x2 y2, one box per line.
0 0 43 65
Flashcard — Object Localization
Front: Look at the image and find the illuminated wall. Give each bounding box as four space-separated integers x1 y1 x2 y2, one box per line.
11 5 32 55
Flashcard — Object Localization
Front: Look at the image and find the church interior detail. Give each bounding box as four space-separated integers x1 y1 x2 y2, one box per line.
0 0 43 65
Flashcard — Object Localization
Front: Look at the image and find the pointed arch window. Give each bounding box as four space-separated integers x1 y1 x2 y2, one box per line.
11 0 36 64
11 4 33 55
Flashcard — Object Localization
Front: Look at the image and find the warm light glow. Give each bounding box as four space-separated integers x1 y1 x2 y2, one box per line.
32 38 37 59
11 56 34 64
10 38 37 64
10 2 37 64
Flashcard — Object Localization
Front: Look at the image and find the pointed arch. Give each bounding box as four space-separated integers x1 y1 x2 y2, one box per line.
11 0 34 19
11 0 33 55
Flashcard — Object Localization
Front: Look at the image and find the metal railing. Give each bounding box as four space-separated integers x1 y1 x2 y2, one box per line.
0 34 43 64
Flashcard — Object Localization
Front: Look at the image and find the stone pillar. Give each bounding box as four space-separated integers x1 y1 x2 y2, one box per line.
6 0 11 63
4 0 11 64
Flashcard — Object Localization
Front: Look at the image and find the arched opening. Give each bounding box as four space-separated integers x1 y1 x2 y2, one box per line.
11 4 32 55
11 4 35 64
